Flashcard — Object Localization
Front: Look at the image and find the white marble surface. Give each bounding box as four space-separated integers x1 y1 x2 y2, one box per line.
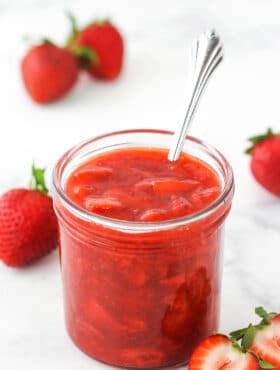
1 0 280 369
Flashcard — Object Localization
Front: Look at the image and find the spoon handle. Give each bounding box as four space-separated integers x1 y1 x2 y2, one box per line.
168 30 223 162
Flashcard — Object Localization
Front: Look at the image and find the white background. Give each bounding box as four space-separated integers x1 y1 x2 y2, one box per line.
0 0 280 369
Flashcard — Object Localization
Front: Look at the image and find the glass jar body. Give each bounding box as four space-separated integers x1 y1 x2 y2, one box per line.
52 130 234 369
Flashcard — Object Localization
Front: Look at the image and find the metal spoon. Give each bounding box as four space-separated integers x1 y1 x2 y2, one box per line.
168 30 223 162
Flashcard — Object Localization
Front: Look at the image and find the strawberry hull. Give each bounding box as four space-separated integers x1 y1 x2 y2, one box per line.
52 130 234 368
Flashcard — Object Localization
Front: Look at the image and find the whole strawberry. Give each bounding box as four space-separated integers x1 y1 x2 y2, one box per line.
21 41 79 103
0 166 57 267
67 14 124 80
246 128 280 197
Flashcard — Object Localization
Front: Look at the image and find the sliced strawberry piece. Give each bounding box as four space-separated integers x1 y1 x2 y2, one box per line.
84 196 123 212
85 300 126 332
104 187 139 208
188 187 205 210
120 264 149 286
162 268 210 341
139 209 168 221
73 166 113 181
134 178 156 190
124 318 148 333
73 185 95 197
135 177 199 194
188 335 260 370
119 347 165 368
130 167 153 179
250 314 280 367
162 281 193 341
196 187 220 201
170 196 192 215
152 178 199 194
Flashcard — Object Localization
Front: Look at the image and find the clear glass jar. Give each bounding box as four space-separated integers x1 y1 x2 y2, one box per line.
52 129 234 369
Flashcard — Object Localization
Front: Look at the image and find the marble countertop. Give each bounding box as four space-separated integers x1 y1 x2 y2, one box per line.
0 0 280 369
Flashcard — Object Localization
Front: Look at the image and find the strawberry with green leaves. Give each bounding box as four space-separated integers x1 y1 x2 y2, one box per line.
188 334 260 370
230 307 280 369
246 128 280 197
0 165 57 267
66 13 124 80
188 307 280 370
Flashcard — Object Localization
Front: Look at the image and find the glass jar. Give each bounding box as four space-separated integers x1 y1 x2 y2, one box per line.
52 129 234 369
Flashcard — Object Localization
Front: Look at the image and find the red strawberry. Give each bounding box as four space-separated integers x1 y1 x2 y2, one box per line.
21 41 79 103
0 165 57 267
246 128 280 197
67 14 124 80
188 334 260 370
249 307 280 368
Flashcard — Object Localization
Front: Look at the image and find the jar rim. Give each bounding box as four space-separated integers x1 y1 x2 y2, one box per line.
52 129 234 233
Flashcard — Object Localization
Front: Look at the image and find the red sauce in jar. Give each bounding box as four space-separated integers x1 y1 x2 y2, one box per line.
60 148 225 368
66 148 221 221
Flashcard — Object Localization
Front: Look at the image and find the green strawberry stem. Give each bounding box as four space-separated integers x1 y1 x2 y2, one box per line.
227 338 274 369
65 11 98 68
258 359 277 369
89 18 110 26
65 11 79 48
22 35 54 48
229 307 278 369
250 350 277 369
30 164 49 195
246 128 275 154
255 306 277 324
72 46 98 68
41 38 53 45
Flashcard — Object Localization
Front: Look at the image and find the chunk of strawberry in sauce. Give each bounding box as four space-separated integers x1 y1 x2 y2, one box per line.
162 268 211 341
170 196 193 215
85 300 126 332
119 347 165 368
135 177 199 194
73 185 95 197
197 187 220 202
140 209 168 221
104 187 139 208
84 196 123 212
152 178 199 194
73 166 113 182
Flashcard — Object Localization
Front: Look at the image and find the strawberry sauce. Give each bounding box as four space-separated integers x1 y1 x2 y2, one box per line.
66 148 221 221
57 146 230 368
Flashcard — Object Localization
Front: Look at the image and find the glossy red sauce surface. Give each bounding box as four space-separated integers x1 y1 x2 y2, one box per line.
59 148 227 368
66 148 221 221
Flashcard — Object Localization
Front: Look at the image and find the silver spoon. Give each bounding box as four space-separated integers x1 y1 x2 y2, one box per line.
168 30 223 162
